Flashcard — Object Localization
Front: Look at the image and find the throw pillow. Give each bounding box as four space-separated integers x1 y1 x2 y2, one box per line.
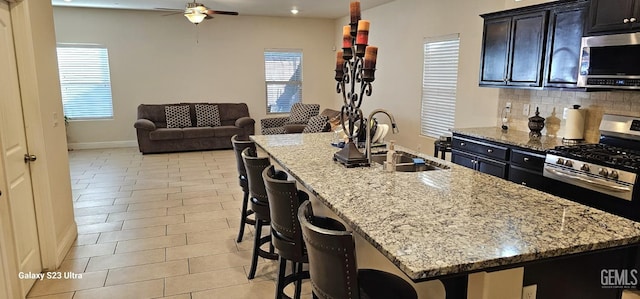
302 115 329 133
287 103 319 124
195 104 222 127
165 105 191 128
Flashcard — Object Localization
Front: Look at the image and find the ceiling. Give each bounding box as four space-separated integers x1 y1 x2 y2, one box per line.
50 0 396 19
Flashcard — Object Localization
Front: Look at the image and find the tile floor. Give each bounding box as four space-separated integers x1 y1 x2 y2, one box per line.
24 147 640 299
27 147 299 299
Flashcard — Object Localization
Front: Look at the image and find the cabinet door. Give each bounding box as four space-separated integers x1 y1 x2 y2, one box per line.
543 2 587 88
479 17 511 85
587 0 635 34
477 157 508 178
508 11 547 87
508 165 550 190
451 150 476 170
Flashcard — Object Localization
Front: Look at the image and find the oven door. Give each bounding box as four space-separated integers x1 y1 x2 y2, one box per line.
543 163 633 201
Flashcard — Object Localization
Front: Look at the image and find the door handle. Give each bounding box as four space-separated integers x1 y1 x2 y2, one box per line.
24 154 37 163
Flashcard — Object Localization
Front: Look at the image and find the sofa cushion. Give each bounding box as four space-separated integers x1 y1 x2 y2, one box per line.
165 105 191 128
195 104 221 127
213 126 244 137
287 103 320 124
149 128 184 141
183 127 216 139
263 127 286 135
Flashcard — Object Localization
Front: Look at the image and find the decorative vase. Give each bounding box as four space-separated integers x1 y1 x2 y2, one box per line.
528 107 545 138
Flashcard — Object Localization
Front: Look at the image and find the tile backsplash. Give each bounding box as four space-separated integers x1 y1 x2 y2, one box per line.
497 89 640 143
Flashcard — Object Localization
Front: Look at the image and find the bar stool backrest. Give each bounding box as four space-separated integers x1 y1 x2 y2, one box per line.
263 165 308 262
231 135 255 191
298 201 359 299
241 147 270 209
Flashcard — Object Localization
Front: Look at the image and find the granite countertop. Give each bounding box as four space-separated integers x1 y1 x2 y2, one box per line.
450 127 567 152
251 133 640 281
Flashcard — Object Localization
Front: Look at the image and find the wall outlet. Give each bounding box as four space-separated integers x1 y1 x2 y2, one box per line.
523 104 530 116
522 284 537 299
505 102 512 113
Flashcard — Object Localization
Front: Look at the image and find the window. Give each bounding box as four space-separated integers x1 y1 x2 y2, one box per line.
264 49 302 113
421 34 460 138
56 44 114 119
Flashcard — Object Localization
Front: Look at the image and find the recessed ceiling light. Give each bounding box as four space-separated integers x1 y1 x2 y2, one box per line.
290 8 299 15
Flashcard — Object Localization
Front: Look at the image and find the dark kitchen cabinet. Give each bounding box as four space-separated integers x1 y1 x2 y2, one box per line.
479 12 547 87
451 136 509 179
586 0 640 35
543 1 588 88
508 148 554 191
479 0 589 89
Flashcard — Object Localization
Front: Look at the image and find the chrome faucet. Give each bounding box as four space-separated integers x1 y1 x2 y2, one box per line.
366 109 399 163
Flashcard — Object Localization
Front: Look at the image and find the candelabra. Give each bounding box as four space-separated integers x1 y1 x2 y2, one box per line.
333 1 378 168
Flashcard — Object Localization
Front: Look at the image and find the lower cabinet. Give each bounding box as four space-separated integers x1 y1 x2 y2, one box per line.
508 165 549 189
452 150 508 178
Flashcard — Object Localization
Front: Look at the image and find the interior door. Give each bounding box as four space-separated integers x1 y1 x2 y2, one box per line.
0 1 42 294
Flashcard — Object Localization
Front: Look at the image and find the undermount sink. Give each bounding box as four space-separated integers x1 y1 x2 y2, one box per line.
370 150 449 172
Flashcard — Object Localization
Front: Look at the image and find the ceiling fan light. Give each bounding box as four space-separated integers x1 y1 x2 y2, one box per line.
185 12 206 24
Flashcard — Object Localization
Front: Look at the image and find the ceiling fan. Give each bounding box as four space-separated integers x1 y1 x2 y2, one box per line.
157 1 239 25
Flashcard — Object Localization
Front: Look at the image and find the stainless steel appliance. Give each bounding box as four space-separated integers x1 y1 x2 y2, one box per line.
577 32 640 89
544 114 640 220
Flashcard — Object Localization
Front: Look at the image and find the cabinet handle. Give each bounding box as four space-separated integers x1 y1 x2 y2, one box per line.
624 18 630 23
460 142 466 146
523 157 530 162
487 149 494 153
522 182 527 186
631 17 637 22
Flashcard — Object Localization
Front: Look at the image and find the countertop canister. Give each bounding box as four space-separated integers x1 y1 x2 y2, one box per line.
563 105 585 143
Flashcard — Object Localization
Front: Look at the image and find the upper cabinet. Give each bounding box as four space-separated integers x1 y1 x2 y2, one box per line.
586 0 640 35
479 12 547 87
479 0 588 89
544 1 588 88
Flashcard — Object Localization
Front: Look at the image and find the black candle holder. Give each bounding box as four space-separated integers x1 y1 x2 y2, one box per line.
333 20 376 168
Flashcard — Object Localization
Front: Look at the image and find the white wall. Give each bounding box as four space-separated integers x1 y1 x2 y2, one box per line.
53 7 337 146
333 0 507 153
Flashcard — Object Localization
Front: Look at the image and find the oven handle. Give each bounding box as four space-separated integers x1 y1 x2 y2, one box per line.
544 167 632 193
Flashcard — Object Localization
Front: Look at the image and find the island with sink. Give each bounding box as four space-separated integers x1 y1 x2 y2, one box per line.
251 132 640 299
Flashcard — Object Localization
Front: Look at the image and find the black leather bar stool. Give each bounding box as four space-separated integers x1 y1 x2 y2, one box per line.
263 165 310 299
242 147 279 279
298 201 418 299
231 134 256 242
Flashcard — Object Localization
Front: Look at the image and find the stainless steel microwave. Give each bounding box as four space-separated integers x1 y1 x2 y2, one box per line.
577 32 640 89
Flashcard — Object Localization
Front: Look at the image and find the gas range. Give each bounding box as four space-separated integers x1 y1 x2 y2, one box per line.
544 114 640 207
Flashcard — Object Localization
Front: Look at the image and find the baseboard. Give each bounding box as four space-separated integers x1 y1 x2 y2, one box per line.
55 222 77 269
68 140 138 150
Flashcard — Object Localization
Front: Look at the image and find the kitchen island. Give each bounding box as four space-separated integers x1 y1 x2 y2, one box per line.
251 133 640 298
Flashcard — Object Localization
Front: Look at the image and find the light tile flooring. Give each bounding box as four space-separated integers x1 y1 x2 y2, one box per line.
24 147 640 299
27 147 298 299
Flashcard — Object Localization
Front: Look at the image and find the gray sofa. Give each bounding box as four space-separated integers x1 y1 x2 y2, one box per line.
134 103 255 154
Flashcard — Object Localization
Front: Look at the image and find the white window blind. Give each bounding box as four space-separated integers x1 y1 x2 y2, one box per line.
264 49 302 113
421 34 460 138
56 44 114 119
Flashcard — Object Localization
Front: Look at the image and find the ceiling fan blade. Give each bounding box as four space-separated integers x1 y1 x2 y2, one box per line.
205 10 239 16
161 11 185 16
204 15 214 19
154 7 183 11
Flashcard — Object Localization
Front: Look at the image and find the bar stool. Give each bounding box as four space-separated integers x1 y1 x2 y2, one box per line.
433 139 452 160
263 165 310 299
231 135 256 242
242 147 279 279
298 201 418 299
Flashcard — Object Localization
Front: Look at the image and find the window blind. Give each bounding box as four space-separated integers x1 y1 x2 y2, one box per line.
421 34 460 138
56 44 114 119
264 50 302 113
